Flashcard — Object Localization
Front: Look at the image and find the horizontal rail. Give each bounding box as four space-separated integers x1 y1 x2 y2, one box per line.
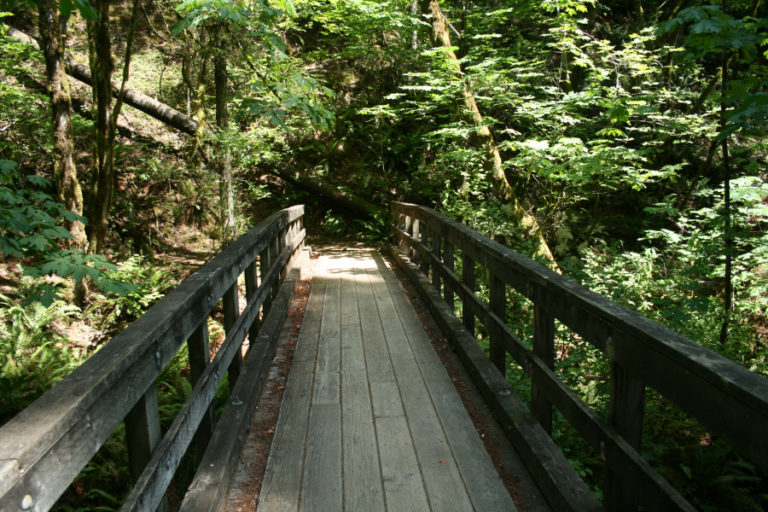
0 205 306 512
391 201 768 512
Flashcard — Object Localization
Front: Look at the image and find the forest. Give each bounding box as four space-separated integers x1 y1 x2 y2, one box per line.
1 0 767 509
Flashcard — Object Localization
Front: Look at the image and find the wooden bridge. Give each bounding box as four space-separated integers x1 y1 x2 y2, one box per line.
1 204 767 511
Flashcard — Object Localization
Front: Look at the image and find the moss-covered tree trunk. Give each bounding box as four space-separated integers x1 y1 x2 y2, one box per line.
86 0 114 254
213 24 236 244
37 1 86 252
86 0 139 254
419 0 558 269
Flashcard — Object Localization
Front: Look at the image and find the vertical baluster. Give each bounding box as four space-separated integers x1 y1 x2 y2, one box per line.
261 243 272 315
532 305 555 434
462 253 475 335
186 321 214 453
244 261 260 354
403 213 413 255
125 383 167 511
412 218 421 268
489 274 506 375
443 239 455 311
605 349 645 512
223 282 241 390
431 227 441 289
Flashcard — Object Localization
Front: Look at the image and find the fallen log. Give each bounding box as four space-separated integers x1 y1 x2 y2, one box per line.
5 26 198 135
6 25 381 220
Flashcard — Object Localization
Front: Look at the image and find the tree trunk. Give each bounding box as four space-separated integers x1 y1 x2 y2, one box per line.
86 0 139 254
419 0 559 269
214 24 236 244
86 0 115 254
36 1 87 252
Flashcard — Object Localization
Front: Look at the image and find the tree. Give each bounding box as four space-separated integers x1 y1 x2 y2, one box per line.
87 0 140 254
419 0 558 268
36 0 86 253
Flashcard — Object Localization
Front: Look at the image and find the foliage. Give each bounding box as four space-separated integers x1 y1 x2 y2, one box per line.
88 255 177 337
0 293 84 425
0 160 134 304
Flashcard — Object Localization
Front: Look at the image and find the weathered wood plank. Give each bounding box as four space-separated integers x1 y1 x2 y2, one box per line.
376 415 431 512
394 360 475 511
375 254 517 512
341 263 366 371
292 274 326 364
342 369 385 511
532 305 554 435
300 403 343 510
256 360 314 512
317 260 341 374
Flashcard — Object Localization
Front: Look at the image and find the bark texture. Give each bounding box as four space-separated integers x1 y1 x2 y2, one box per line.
86 0 140 254
86 0 115 254
213 24 236 244
36 1 87 251
419 0 558 269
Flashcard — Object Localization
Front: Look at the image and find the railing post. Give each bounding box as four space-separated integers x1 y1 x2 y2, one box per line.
185 320 215 470
532 305 554 435
125 384 167 511
223 282 241 390
443 239 455 311
605 348 645 512
261 244 272 315
462 253 475 335
431 227 441 290
489 274 506 375
403 213 413 257
244 260 261 352
412 217 421 268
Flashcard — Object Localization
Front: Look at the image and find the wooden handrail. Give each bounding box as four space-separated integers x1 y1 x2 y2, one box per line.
0 205 306 512
391 201 768 512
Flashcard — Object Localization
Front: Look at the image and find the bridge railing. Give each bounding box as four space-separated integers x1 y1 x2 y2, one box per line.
0 205 306 512
391 201 768 512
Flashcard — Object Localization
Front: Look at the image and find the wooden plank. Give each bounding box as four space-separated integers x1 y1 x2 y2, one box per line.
256 360 314 512
244 261 261 350
532 306 554 435
370 381 405 418
124 383 163 483
375 254 517 511
316 261 341 374
489 274 506 376
300 403 343 510
312 371 340 404
341 262 366 371
375 415 431 512
444 239 455 311
462 253 475 335
342 369 385 511
292 275 326 364
394 360 475 511
357 262 395 384
187 321 214 448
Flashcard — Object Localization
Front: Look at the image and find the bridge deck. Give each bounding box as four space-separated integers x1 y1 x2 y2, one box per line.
253 249 515 511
